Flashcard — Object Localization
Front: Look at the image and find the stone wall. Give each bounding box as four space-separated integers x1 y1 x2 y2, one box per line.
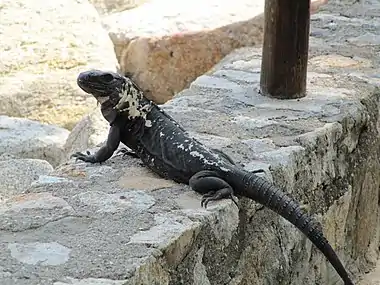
1 1 380 285
3 46 378 284
156 47 380 284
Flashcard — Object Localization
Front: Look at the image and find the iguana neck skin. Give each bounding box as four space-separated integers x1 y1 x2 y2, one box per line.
73 70 355 285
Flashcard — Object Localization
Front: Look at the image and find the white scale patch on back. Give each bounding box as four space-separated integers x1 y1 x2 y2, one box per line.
115 80 153 127
177 144 185 150
189 150 219 167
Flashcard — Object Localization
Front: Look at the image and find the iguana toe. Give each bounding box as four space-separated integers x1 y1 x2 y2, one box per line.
71 152 96 163
201 188 238 208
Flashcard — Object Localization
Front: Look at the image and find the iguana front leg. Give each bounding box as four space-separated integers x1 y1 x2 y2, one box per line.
189 170 238 208
72 125 121 163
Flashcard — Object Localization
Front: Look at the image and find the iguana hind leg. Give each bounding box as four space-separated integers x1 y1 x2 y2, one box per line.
189 170 238 208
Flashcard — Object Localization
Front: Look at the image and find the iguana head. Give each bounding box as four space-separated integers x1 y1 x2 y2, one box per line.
77 70 125 106
77 70 152 124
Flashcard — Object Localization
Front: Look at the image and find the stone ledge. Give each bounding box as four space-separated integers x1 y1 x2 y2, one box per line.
1 45 379 284
161 48 380 285
1 153 239 285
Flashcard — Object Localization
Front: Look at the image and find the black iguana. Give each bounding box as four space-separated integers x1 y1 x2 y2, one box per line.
71 70 354 285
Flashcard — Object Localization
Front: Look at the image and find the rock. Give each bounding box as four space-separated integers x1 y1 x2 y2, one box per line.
0 116 69 167
311 0 328 14
101 0 329 104
309 54 372 70
0 159 53 202
63 108 109 160
0 48 379 283
0 192 75 232
89 0 150 15
117 166 177 190
358 259 380 285
0 0 118 130
102 0 265 103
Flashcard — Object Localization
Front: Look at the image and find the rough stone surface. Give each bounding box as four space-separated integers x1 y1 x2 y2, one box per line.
0 159 53 202
0 116 70 167
89 0 150 15
0 0 118 130
1 1 380 285
359 260 380 285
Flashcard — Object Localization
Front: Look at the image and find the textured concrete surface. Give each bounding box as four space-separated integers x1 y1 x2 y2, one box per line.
1 1 380 285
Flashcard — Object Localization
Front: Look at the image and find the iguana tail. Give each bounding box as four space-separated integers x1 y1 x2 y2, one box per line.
235 170 354 285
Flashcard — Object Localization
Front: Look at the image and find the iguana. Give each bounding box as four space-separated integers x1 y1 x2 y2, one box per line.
72 70 354 285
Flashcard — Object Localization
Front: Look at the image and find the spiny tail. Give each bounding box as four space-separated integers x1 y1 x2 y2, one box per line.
238 171 354 285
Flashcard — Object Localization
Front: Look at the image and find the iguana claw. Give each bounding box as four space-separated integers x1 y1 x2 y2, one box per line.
201 189 239 209
71 151 97 163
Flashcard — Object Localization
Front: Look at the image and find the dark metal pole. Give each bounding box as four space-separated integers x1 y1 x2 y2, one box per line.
260 0 310 99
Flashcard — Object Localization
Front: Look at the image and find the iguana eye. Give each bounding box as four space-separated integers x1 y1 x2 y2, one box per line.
99 73 114 83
